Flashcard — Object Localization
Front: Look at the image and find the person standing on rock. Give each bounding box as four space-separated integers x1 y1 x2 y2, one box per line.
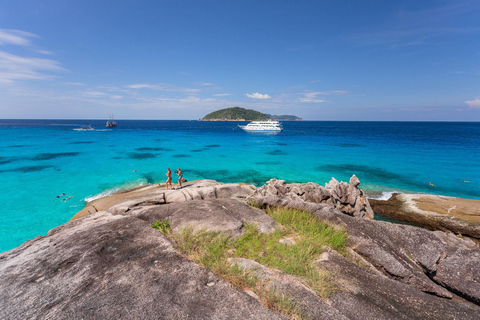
175 168 187 188
165 168 173 190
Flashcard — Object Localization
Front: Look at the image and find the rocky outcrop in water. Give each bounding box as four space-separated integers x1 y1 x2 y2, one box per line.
1 179 480 319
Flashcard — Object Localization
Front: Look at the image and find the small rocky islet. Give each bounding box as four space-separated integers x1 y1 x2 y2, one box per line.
1 177 479 319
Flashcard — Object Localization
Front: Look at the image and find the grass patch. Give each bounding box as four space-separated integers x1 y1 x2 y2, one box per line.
152 206 348 319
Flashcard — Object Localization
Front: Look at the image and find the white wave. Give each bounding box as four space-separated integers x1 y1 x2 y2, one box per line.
368 191 397 201
84 181 145 203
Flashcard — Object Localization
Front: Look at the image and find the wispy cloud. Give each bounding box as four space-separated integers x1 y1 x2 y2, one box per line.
83 91 107 97
298 90 349 103
194 82 215 86
0 51 64 84
213 93 234 97
299 91 325 103
0 29 38 46
126 83 201 93
465 98 480 109
245 92 271 99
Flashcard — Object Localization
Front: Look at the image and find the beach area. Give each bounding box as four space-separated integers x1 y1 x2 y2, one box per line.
1 120 479 252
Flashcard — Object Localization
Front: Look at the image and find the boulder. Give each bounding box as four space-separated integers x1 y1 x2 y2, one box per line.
124 199 278 237
0 211 286 320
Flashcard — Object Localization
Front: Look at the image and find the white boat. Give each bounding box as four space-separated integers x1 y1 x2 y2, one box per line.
238 120 283 132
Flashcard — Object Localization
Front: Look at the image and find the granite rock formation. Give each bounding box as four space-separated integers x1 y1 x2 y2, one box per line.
251 175 374 219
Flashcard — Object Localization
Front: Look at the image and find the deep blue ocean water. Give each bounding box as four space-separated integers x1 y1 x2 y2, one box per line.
1 120 479 252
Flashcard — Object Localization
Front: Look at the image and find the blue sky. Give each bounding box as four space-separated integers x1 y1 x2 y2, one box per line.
0 0 479 120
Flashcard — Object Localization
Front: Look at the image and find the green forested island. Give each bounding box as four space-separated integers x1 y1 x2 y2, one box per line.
199 107 303 121
199 107 270 121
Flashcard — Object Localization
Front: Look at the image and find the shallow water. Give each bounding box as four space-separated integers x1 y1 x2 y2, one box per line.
1 120 479 252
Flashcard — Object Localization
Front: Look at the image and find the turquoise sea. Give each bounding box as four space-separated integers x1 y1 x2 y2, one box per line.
1 120 479 252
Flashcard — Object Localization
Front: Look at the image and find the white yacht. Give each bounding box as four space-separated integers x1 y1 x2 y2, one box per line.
238 120 283 132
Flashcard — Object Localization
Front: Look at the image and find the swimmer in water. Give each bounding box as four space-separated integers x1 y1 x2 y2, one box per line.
461 180 472 183
428 182 435 187
56 193 66 199
63 196 72 202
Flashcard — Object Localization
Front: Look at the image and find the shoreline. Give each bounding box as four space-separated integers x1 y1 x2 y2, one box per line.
74 180 480 237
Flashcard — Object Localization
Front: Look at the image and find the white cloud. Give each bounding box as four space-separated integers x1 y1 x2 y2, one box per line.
83 91 107 97
299 91 325 103
111 95 123 100
213 93 234 97
0 51 64 83
0 29 38 46
245 92 271 99
194 82 215 86
465 98 480 109
126 83 200 93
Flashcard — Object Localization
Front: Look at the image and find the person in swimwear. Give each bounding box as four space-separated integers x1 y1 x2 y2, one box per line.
165 168 172 190
175 168 186 188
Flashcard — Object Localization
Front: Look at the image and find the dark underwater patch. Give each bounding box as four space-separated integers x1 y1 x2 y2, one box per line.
68 141 95 145
173 154 191 158
142 172 156 184
255 161 281 166
135 147 173 152
275 142 288 146
189 169 274 186
9 145 27 148
190 149 206 152
332 143 365 148
266 149 287 156
318 164 404 182
127 152 156 159
32 152 80 161
204 144 221 148
13 165 54 173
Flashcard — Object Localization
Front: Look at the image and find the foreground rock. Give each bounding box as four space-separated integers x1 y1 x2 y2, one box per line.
2 179 480 319
370 193 480 240
0 212 286 320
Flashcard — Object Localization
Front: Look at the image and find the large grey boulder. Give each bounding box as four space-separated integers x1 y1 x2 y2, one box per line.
0 211 286 320
124 199 278 237
316 249 479 320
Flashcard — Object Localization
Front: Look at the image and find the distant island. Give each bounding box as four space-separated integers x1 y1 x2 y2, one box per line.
265 114 304 121
199 107 303 121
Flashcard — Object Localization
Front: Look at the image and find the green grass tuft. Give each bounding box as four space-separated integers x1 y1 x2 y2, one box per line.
154 206 348 318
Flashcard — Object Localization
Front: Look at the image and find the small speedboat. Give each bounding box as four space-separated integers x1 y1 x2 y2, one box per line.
73 125 94 131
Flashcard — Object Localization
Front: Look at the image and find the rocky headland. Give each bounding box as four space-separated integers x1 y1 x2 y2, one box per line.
1 177 480 319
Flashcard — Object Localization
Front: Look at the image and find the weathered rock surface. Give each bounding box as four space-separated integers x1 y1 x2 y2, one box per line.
435 247 480 304
317 249 479 320
0 211 286 320
232 258 349 320
72 180 256 221
370 193 480 240
125 199 278 237
251 175 374 219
